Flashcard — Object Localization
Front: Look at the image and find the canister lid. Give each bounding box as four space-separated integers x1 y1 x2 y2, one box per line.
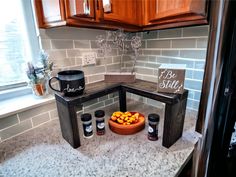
81 113 92 121
95 110 105 117
148 113 160 122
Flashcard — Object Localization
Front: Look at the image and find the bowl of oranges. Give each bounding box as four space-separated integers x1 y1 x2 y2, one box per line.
108 111 145 135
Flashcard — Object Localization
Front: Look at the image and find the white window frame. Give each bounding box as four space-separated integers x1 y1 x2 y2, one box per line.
0 0 40 101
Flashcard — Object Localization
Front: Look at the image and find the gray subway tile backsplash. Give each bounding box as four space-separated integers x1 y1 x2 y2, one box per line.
0 115 18 130
109 92 119 98
185 70 194 79
143 49 161 55
143 31 158 39
106 63 121 72
49 109 58 120
82 65 105 75
197 38 208 48
144 63 161 69
41 39 51 50
161 50 179 57
137 56 149 61
67 49 82 57
183 26 209 37
192 100 200 110
113 56 122 63
135 67 154 75
142 75 157 83
194 61 206 69
0 120 32 141
51 39 73 49
148 56 157 62
52 58 76 68
169 58 194 68
40 27 105 40
188 90 195 99
84 102 105 112
172 39 196 48
32 113 50 127
146 98 163 109
83 98 99 107
136 62 146 67
88 74 104 83
159 28 182 38
105 99 113 106
156 56 171 64
99 95 109 102
180 50 207 59
47 50 67 60
74 40 91 48
18 103 56 122
193 70 204 80
185 80 203 90
194 91 202 101
147 40 171 48
96 57 113 65
75 57 83 65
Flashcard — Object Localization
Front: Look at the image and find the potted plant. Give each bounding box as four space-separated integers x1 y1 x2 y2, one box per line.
26 50 53 96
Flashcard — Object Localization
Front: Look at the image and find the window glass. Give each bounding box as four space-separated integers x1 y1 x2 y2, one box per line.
0 0 38 91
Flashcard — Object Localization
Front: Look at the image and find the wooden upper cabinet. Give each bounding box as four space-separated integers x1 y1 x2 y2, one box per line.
145 0 207 26
34 0 208 30
99 0 142 26
34 0 66 28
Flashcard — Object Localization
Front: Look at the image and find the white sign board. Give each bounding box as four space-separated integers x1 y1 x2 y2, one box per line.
157 64 186 94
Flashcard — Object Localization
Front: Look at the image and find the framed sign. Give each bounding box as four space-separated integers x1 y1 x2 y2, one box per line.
157 64 186 94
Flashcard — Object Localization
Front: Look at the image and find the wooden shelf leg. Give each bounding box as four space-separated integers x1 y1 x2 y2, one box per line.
162 96 188 148
56 101 81 148
119 88 127 112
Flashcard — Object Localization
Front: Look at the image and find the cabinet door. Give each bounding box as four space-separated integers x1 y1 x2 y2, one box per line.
65 0 97 21
147 0 206 24
100 0 142 26
34 0 66 28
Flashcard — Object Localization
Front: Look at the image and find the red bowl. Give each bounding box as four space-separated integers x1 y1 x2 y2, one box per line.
108 112 145 135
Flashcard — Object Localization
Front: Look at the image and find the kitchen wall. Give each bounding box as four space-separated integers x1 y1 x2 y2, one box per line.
41 25 208 112
0 25 208 143
40 27 121 83
125 26 209 111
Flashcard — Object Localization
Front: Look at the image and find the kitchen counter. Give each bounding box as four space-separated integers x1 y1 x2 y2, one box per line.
0 100 200 177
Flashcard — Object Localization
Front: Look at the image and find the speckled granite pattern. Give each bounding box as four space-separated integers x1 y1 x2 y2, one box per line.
0 101 200 177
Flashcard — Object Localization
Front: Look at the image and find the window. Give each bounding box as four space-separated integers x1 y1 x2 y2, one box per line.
0 0 40 93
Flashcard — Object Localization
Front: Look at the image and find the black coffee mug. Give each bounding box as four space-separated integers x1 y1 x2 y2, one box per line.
49 70 85 97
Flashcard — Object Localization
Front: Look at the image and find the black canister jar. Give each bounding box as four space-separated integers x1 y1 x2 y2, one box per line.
95 110 105 135
148 113 160 141
81 113 93 138
49 70 85 97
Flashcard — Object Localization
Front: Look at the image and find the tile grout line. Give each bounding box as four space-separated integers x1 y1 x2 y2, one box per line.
49 40 52 49
145 36 208 41
16 114 20 123
143 48 207 50
0 122 20 132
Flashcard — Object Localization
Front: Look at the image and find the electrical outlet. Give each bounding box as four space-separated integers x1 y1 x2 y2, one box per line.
82 52 96 66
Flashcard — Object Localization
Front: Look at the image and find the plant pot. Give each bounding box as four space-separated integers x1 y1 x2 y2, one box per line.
32 83 46 96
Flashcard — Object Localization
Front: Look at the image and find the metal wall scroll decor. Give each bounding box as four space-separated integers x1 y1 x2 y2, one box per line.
96 29 142 83
96 29 141 72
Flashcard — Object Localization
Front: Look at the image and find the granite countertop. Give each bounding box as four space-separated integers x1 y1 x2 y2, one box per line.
0 100 200 177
